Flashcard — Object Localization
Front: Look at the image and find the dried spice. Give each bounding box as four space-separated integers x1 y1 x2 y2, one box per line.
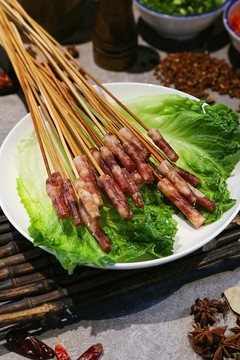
189 325 227 358
153 51 240 99
213 333 240 359
189 326 240 360
55 344 71 360
224 287 240 315
76 343 103 360
26 46 37 59
233 214 240 225
6 328 54 360
66 45 79 58
191 298 228 328
0 72 15 95
230 317 240 334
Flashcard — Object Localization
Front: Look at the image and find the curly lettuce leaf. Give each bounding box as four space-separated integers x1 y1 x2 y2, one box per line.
17 132 177 272
118 95 240 223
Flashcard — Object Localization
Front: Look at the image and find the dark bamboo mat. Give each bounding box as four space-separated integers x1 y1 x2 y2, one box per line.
0 206 240 328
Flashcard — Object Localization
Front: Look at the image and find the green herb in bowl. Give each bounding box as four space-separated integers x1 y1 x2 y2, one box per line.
139 0 226 16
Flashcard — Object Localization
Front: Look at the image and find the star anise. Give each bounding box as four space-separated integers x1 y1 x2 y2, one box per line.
192 298 219 327
230 317 240 334
237 317 240 327
215 299 229 318
212 333 240 360
189 325 227 358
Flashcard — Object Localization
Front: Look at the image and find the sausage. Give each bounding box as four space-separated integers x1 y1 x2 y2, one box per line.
130 171 145 189
74 177 101 219
148 128 179 162
79 204 111 253
46 172 70 220
90 147 113 178
171 163 201 186
122 140 154 183
99 175 133 221
187 183 216 212
122 168 145 208
158 160 197 205
103 132 136 171
100 146 130 192
74 155 103 208
157 178 206 228
62 178 82 226
119 127 151 160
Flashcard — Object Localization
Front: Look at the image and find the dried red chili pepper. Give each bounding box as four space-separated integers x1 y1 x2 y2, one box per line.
55 344 71 360
0 72 15 95
6 328 54 360
76 343 103 360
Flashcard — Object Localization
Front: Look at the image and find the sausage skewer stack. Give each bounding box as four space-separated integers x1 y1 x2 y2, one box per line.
0 0 216 255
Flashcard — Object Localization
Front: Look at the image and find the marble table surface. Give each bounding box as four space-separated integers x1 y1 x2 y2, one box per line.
0 2 240 359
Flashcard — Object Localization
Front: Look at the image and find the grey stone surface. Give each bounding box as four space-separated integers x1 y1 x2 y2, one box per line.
0 3 240 359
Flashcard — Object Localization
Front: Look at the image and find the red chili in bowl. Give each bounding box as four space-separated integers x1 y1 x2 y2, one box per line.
230 12 240 36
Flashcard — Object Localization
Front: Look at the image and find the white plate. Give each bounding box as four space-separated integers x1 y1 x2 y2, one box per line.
0 82 240 270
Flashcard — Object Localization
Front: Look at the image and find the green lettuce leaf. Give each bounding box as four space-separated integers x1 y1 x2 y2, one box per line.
117 95 240 222
16 94 240 272
17 132 177 272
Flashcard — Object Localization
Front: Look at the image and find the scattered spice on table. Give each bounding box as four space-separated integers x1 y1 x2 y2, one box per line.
0 72 15 95
214 333 240 359
6 328 54 360
188 294 240 359
76 343 103 360
55 344 71 360
26 46 37 59
66 45 79 58
189 325 240 359
191 297 228 328
224 287 240 315
189 325 227 358
55 343 103 360
153 51 240 99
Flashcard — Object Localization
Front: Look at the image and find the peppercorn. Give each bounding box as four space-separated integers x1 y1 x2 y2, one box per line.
153 51 240 99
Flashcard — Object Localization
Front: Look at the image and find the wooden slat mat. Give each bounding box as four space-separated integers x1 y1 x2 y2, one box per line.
0 207 240 328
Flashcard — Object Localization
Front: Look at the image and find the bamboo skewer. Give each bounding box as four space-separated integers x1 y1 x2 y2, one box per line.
0 0 216 255
0 0 166 164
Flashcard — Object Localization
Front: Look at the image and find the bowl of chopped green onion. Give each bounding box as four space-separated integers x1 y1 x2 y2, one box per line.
134 0 230 39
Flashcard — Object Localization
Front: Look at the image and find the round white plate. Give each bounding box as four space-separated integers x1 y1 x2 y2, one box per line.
0 82 240 270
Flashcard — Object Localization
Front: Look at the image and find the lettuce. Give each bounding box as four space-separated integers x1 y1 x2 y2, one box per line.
118 95 240 222
16 94 240 272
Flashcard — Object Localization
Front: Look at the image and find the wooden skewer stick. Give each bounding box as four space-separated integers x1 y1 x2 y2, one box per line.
36 70 104 173
0 1 208 229
0 12 52 176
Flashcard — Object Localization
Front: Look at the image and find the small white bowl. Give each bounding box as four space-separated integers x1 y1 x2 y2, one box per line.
134 0 230 40
223 0 240 52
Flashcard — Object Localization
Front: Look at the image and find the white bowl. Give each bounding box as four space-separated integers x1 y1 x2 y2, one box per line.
0 82 240 270
223 0 240 52
134 0 230 39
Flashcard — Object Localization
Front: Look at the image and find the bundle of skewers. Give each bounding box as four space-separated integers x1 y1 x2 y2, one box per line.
0 0 216 255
